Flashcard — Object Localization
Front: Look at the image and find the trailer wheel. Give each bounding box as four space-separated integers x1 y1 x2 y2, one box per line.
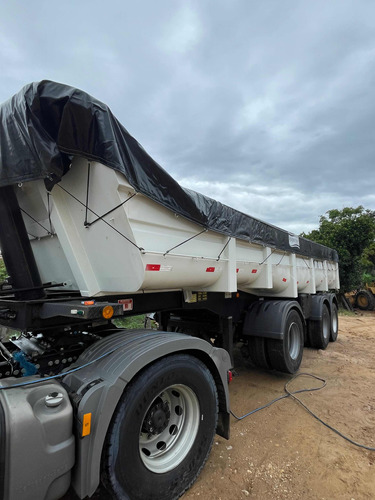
308 303 330 350
266 310 304 374
355 290 375 310
330 303 339 342
101 354 218 500
247 336 270 370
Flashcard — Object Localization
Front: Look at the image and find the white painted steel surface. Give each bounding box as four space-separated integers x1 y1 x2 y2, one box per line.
16 159 340 297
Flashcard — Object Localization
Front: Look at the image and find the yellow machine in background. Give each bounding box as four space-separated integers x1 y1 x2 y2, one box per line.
346 283 375 310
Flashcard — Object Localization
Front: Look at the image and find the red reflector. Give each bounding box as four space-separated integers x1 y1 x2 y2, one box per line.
118 298 133 311
206 267 215 272
251 269 257 274
146 264 161 271
306 280 310 284
282 278 287 282
228 370 233 384
236 268 239 273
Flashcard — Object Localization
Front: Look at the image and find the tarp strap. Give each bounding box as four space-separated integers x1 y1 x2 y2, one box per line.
20 208 54 237
47 192 53 235
217 238 232 261
276 252 287 266
302 257 311 269
163 228 208 256
84 162 91 227
85 193 137 228
56 184 144 252
259 248 276 265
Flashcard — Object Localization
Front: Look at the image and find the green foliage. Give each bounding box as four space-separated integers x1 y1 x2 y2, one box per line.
113 315 146 329
0 259 8 282
338 309 356 317
360 241 375 277
362 273 375 285
302 206 375 292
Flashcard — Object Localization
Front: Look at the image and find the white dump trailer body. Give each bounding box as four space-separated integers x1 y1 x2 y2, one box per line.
0 81 340 500
17 158 339 299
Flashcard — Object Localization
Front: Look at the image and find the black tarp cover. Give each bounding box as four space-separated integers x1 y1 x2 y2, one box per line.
0 81 338 262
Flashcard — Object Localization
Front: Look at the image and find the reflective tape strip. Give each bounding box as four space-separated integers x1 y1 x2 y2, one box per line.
146 264 161 271
118 298 133 311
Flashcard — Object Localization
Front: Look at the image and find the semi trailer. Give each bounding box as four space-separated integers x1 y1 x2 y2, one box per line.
0 81 339 500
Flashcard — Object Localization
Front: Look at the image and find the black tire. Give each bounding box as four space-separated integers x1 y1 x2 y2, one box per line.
247 336 270 370
266 310 304 374
355 290 375 311
101 354 218 500
308 303 330 349
330 303 339 342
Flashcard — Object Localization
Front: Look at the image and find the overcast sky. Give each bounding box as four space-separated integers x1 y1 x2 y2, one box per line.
1 0 375 234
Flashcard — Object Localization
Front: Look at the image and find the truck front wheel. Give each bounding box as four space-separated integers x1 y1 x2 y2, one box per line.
101 354 218 500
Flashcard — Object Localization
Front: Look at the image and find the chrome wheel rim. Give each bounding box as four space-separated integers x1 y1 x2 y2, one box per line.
139 384 200 473
323 309 330 340
288 322 301 360
331 307 338 334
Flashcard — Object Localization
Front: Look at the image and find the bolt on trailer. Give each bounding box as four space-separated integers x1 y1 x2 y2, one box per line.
0 81 339 500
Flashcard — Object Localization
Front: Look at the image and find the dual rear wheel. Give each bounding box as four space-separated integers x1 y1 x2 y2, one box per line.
248 302 338 374
248 309 304 374
308 302 338 348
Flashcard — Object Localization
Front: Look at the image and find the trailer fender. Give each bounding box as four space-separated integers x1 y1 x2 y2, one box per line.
308 294 337 348
327 292 338 316
309 294 330 320
243 300 305 340
62 329 231 499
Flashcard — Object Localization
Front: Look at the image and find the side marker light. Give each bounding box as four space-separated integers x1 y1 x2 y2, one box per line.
102 305 114 319
82 413 92 437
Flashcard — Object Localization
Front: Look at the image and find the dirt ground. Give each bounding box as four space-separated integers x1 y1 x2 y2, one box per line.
183 312 375 500
64 312 375 500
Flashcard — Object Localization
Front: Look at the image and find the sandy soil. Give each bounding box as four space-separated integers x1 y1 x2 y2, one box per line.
183 312 375 500
64 312 375 499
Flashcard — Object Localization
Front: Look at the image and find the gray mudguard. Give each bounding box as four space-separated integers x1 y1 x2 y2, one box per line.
243 300 305 340
62 329 231 499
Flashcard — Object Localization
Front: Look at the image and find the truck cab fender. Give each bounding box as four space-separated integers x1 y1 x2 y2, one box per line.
243 299 306 340
62 329 231 499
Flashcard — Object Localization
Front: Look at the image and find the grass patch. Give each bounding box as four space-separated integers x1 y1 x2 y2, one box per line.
113 315 146 329
0 328 19 341
338 308 356 316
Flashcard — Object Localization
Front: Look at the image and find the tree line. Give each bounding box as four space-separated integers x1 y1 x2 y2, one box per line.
0 258 6 282
302 206 375 292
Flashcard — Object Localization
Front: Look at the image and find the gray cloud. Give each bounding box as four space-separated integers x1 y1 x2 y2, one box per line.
1 0 375 234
